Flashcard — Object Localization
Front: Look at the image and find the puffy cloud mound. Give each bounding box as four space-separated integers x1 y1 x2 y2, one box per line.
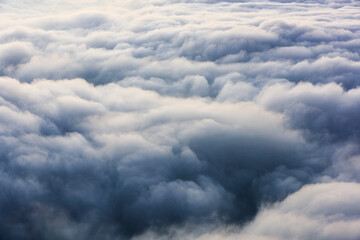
136 182 360 240
0 77 312 239
1 0 360 239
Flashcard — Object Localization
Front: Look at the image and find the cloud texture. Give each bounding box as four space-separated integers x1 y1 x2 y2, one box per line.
1 0 360 239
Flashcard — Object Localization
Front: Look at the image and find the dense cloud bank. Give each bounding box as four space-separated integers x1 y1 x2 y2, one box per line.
1 0 360 239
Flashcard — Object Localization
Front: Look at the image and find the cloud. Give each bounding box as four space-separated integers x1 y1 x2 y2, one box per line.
1 0 359 87
134 182 360 240
240 182 360 240
1 0 360 239
0 77 316 239
256 81 360 141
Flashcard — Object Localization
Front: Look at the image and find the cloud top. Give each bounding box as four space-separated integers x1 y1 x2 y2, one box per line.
1 0 360 239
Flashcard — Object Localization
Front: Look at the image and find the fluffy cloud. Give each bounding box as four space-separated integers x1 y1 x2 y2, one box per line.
1 0 360 239
0 77 312 239
135 182 360 240
1 0 360 87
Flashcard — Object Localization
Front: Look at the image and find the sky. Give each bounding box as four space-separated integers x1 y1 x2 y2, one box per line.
1 0 360 239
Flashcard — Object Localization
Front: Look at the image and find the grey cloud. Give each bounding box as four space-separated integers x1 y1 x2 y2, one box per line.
0 77 320 239
0 0 359 88
118 75 210 97
0 27 54 49
134 182 360 240
1 0 360 239
240 182 360 240
38 12 110 30
0 42 34 75
256 81 360 141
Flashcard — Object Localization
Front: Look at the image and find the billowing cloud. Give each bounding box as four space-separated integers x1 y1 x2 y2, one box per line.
135 182 360 240
1 0 360 239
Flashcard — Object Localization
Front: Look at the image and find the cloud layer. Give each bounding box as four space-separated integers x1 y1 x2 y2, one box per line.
1 0 360 239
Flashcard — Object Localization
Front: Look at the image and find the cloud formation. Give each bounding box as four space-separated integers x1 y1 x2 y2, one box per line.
1 0 360 239
135 182 360 240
